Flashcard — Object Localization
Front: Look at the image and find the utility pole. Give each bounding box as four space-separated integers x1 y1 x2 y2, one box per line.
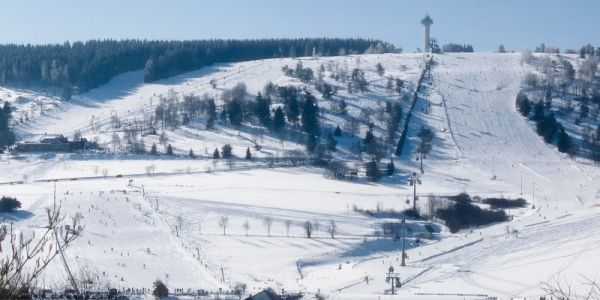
401 219 407 266
385 266 401 294
409 172 422 211
491 156 495 180
508 197 511 220
413 176 417 211
54 228 80 296
532 182 536 209
419 152 424 174
520 167 523 195
53 182 80 296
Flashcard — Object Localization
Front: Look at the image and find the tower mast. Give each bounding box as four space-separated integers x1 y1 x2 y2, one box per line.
421 15 434 54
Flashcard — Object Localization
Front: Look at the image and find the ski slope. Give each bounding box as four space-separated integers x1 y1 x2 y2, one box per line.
13 54 424 159
307 53 600 299
0 53 599 299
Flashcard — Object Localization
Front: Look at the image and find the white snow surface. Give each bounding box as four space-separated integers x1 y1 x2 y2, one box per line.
0 53 598 299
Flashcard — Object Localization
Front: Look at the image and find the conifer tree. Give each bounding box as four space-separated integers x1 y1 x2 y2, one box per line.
301 92 319 136
222 144 233 158
375 63 385 76
255 92 272 127
557 127 572 154
286 96 300 124
150 143 158 155
334 125 342 137
326 133 337 152
272 107 286 132
387 160 395 175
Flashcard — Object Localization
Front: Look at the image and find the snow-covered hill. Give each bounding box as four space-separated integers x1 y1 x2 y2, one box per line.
0 53 599 299
13 54 423 161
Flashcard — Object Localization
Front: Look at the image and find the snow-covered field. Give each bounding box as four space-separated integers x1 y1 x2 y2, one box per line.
0 53 599 299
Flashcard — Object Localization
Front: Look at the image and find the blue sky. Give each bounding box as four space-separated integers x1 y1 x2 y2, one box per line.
0 0 598 51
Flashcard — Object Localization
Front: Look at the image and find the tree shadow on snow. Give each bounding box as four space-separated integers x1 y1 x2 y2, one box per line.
340 238 409 258
0 210 34 222
69 63 231 108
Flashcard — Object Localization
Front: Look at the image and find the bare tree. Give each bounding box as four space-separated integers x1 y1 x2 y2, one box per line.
426 193 438 220
145 164 156 176
343 117 360 138
303 221 313 238
227 158 235 170
313 219 320 238
328 220 337 239
520 49 532 65
541 274 600 300
263 217 273 237
76 263 107 294
0 201 83 298
159 131 169 145
111 133 121 152
243 219 250 236
219 216 229 235
284 220 292 237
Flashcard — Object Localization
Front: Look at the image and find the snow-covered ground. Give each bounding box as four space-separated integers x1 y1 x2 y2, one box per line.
13 53 424 160
0 53 599 299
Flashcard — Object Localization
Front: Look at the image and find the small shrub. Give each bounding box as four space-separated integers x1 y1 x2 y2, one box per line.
482 197 527 209
152 280 169 298
0 196 21 212
436 194 508 233
447 193 471 203
402 208 421 219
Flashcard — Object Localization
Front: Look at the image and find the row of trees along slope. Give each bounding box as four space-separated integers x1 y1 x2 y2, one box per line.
0 38 396 98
